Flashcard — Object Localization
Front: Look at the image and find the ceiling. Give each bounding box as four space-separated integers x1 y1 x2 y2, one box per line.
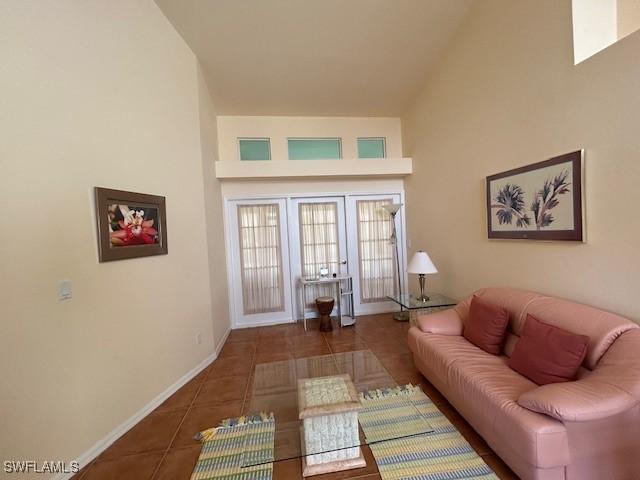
155 0 474 116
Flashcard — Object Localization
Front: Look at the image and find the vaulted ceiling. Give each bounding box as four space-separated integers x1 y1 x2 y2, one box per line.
155 0 474 116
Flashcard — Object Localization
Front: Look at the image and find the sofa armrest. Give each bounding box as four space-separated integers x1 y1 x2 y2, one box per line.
417 308 463 336
518 380 638 422
519 329 640 422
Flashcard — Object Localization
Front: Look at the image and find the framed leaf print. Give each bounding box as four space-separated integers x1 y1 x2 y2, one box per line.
95 187 168 262
486 151 584 241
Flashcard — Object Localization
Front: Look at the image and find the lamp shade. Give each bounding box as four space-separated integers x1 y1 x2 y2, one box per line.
381 203 403 215
407 250 438 274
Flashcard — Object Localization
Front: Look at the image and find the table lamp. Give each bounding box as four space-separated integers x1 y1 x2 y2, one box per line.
407 250 438 302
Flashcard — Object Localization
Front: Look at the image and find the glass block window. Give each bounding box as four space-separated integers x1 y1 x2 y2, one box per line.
358 138 386 158
239 138 271 161
288 138 341 160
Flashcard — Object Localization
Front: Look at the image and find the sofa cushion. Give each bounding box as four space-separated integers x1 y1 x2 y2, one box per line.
417 308 463 335
457 288 638 369
412 333 570 469
522 297 638 370
518 329 640 422
463 295 509 355
509 315 589 385
455 287 546 335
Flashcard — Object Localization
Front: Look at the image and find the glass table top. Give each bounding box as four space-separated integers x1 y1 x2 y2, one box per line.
386 292 457 310
243 350 433 467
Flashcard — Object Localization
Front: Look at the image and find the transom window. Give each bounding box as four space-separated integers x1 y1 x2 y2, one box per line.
288 138 342 160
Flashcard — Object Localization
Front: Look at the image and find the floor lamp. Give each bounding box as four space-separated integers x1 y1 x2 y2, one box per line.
382 203 407 321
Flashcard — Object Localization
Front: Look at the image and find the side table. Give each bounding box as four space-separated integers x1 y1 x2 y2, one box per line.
386 293 457 327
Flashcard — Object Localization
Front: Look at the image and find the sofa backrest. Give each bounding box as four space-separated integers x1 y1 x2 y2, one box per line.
455 287 638 370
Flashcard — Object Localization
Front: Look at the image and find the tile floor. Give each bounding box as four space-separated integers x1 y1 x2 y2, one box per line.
72 314 518 480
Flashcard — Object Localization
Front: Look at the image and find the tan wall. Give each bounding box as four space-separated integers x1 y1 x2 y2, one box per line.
198 67 232 348
0 0 227 474
618 0 640 38
403 0 640 322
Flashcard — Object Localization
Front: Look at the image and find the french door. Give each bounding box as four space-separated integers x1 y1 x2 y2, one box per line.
227 199 293 327
226 193 405 327
289 197 348 319
346 194 404 315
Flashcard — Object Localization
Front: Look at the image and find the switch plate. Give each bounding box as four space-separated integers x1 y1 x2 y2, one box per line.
195 333 202 345
58 280 72 301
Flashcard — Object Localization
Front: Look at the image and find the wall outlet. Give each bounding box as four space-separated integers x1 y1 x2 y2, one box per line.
58 280 72 301
195 333 202 345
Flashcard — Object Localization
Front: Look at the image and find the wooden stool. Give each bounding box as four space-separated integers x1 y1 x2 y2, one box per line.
315 296 334 332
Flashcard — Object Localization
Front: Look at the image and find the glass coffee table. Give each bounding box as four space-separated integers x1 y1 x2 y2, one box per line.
244 350 433 476
387 292 457 327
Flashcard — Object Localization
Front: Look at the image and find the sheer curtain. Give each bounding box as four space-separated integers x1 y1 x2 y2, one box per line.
356 199 396 303
237 204 284 314
299 202 340 307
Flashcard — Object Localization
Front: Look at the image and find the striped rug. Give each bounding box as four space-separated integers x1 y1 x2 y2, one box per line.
191 413 275 480
359 385 498 480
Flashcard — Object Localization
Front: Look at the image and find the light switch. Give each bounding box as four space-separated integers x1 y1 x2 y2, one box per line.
58 280 72 301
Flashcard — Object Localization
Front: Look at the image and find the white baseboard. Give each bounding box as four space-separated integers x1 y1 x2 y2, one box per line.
234 318 297 328
215 327 231 355
233 307 397 330
53 350 219 480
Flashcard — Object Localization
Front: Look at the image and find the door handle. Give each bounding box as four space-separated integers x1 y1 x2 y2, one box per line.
340 260 347 265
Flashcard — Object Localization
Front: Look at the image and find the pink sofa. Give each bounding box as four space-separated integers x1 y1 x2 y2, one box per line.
407 287 640 480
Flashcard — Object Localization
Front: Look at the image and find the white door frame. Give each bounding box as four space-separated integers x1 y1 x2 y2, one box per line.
225 198 294 328
346 193 407 316
223 190 407 328
289 196 348 320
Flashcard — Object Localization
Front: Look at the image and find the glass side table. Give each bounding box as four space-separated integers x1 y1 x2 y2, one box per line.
386 293 457 327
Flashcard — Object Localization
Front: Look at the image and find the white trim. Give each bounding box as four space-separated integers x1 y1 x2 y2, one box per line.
399 190 409 296
53 352 217 480
223 189 407 328
223 197 239 330
345 193 406 315
289 196 348 320
353 302 399 316
227 198 294 328
215 326 232 356
235 317 298 328
224 190 404 201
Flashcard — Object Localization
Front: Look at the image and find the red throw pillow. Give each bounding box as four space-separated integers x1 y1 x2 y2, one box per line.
463 296 509 355
509 314 590 385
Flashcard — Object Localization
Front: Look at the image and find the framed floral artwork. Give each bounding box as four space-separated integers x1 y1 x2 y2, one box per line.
486 151 584 241
94 187 168 262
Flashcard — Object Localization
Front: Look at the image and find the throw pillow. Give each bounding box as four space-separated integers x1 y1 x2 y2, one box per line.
463 295 510 355
509 314 590 385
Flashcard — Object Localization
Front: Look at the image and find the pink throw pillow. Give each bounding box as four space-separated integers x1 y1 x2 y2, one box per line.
509 314 590 385
463 296 509 355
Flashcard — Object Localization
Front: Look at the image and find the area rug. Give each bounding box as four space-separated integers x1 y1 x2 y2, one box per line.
191 413 275 480
359 385 498 480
